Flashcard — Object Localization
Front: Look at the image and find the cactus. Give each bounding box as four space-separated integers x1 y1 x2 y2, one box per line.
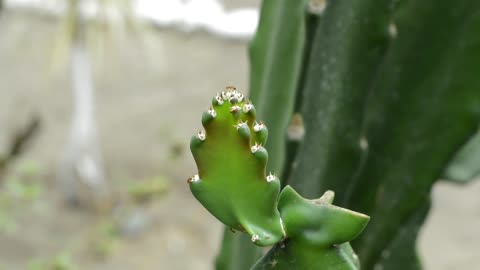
252 186 369 270
295 2 480 269
193 0 480 269
189 87 284 247
217 0 311 267
189 88 369 269
248 0 309 177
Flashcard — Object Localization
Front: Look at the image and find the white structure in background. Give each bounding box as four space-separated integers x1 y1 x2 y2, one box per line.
5 0 260 40
59 39 110 205
135 0 259 39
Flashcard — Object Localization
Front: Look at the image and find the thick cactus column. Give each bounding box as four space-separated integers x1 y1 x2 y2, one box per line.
189 87 284 246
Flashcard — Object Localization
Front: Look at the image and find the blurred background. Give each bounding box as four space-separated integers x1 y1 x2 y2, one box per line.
0 0 479 269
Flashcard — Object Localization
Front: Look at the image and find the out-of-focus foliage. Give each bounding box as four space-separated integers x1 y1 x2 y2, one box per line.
0 117 40 180
127 176 168 204
0 160 45 234
27 252 77 270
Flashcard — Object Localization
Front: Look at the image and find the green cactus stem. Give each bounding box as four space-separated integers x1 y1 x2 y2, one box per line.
189 87 284 246
189 88 370 269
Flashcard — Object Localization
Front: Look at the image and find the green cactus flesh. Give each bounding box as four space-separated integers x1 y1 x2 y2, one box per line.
252 186 369 270
278 186 369 248
189 88 370 267
251 241 359 270
189 87 284 246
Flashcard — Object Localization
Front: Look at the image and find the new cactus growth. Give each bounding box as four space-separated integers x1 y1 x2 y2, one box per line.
189 87 283 246
189 88 369 268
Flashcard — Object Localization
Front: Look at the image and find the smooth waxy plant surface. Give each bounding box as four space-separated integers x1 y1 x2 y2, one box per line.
189 87 284 246
251 186 369 270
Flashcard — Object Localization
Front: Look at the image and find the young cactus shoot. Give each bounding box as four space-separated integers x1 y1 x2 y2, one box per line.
189 86 284 246
188 87 370 269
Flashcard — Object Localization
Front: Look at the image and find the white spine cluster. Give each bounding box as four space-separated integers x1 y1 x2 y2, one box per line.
187 174 200 183
197 130 206 141
230 105 241 113
254 121 265 132
251 234 260 243
222 90 232 101
235 121 248 130
215 93 224 105
208 107 217 118
266 172 276 182
359 136 369 150
221 87 244 103
388 22 398 38
230 92 244 103
243 102 253 113
251 143 261 153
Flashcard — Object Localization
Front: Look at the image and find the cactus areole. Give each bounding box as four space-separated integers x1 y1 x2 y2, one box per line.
188 87 370 269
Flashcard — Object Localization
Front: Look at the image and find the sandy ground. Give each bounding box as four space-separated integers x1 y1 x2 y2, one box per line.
0 7 479 270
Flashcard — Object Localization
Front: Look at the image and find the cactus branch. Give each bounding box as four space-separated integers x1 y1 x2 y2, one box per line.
251 186 369 270
189 87 284 247
189 89 369 269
